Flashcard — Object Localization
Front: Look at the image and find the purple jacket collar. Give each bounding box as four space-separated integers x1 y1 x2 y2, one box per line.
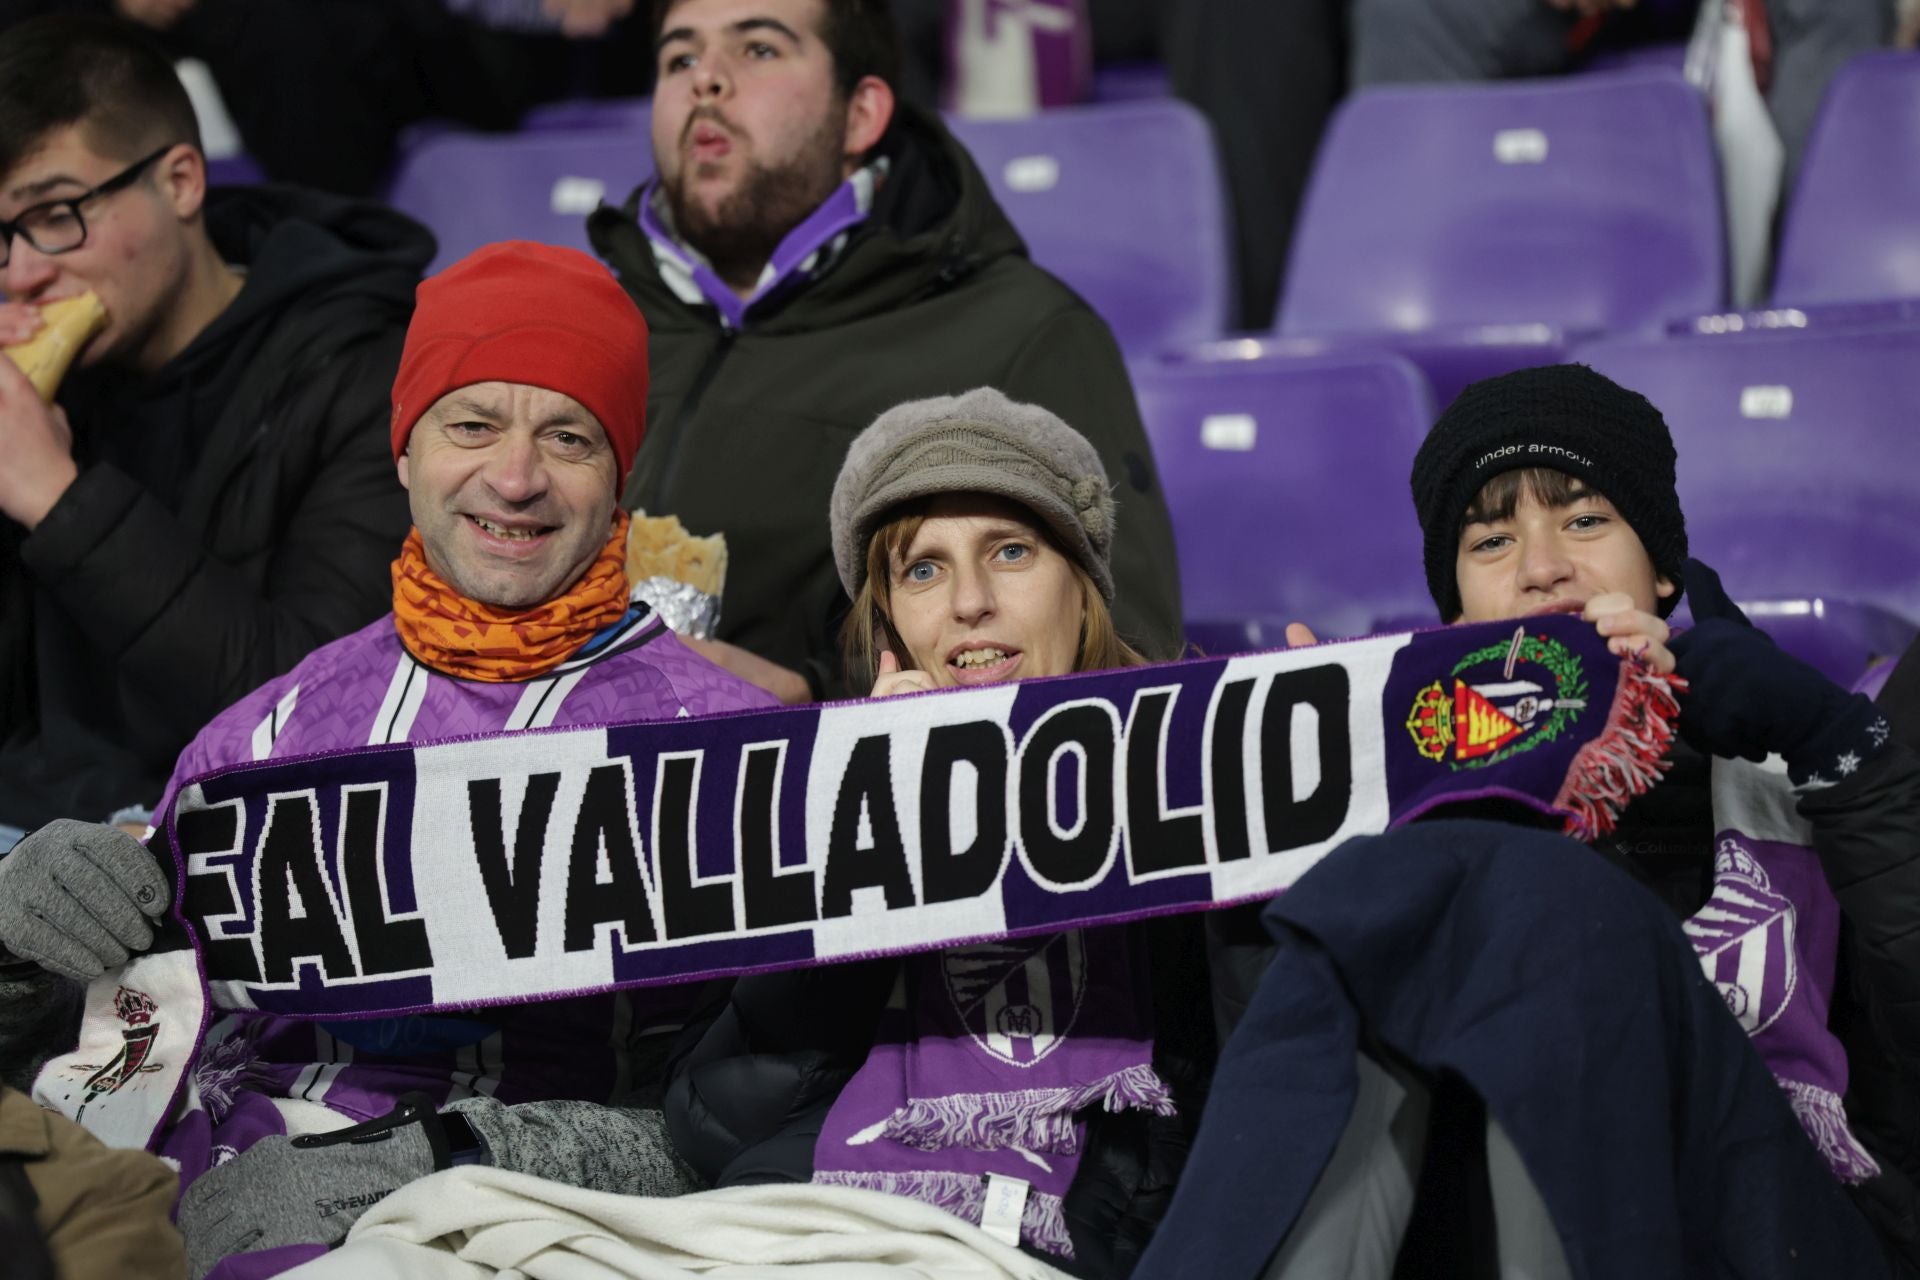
639 161 886 331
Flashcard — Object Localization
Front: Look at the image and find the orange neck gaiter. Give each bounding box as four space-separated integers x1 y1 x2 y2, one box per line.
391 511 632 683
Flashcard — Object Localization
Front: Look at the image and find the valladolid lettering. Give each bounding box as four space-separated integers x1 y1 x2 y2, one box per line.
41 616 1681 1150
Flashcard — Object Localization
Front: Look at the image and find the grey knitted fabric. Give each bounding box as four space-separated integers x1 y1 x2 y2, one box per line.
829 387 1118 602
448 1097 705 1197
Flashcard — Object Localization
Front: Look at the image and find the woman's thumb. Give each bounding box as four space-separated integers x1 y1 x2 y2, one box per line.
878 648 899 675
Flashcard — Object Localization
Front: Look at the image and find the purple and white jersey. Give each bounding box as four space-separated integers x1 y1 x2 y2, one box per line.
155 605 776 1159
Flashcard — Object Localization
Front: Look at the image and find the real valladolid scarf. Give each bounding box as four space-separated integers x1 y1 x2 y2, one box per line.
36 616 1866 1250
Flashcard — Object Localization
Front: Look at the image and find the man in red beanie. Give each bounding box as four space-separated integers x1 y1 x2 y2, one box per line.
0 241 776 1279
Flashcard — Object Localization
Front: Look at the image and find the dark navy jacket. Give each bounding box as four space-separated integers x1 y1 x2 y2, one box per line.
1142 820 1898 1280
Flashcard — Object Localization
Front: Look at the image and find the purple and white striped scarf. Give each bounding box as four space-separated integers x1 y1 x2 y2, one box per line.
815 927 1170 1258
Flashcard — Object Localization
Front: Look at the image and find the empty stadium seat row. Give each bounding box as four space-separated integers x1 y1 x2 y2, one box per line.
1134 321 1920 684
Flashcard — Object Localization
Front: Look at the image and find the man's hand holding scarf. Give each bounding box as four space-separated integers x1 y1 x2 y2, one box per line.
0 820 169 982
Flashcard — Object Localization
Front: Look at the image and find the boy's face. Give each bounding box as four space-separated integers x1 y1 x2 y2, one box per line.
1453 480 1674 624
1 126 197 373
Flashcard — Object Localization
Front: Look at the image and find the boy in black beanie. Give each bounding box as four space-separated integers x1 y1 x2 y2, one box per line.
1175 365 1920 1278
1398 363 1920 1266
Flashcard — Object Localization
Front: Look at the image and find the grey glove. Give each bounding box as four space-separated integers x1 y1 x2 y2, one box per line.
178 1093 449 1279
0 819 170 982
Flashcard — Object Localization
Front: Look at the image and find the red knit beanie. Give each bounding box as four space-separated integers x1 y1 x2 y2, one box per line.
389 241 649 486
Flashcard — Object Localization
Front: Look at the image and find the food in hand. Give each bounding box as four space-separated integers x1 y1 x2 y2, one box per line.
626 510 728 598
3 293 108 400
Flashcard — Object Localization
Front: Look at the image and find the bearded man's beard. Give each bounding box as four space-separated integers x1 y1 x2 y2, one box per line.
668 111 848 291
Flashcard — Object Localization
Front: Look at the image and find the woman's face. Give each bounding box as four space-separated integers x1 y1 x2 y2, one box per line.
883 493 1085 687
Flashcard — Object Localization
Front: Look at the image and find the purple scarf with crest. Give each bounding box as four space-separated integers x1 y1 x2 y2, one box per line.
814 927 1168 1258
1690 757 1879 1182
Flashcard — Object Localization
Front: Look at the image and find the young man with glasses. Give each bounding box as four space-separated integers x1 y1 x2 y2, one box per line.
0 14 434 851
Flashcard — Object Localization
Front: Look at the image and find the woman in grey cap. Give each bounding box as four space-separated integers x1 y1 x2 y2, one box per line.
661 389 1211 1277
830 386 1146 696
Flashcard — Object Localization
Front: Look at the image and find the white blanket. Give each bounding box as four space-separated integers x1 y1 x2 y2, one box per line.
282 1170 1074 1280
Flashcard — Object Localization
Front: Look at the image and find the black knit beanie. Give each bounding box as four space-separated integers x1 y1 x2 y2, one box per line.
1410 364 1688 621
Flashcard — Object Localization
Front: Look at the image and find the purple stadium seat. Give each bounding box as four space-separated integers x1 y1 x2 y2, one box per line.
1773 52 1920 308
205 154 267 187
1091 61 1171 103
523 97 653 134
1129 350 1436 646
1579 326 1920 681
1663 599 1919 691
947 100 1231 356
1582 42 1690 77
1180 328 1563 413
1854 656 1898 701
1277 71 1723 406
387 130 652 274
1670 300 1920 338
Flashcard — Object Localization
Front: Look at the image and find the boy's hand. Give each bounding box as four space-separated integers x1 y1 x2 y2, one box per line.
1583 593 1675 675
1284 623 1318 648
0 301 43 346
1667 559 1889 784
0 348 80 529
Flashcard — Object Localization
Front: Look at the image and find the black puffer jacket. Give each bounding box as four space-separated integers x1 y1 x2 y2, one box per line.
665 916 1216 1279
0 186 430 828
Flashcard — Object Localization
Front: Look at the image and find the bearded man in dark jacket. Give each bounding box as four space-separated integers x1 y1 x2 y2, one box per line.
0 16 430 845
589 0 1183 703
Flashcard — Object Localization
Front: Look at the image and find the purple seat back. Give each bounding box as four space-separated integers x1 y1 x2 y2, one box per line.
1672 299 1920 338
1130 351 1436 640
1091 61 1171 103
522 97 653 135
1175 330 1569 418
1578 326 1920 623
1854 658 1897 701
205 153 268 187
387 130 652 274
947 101 1231 355
1773 53 1920 307
1665 599 1917 689
1280 71 1723 337
1582 42 1690 77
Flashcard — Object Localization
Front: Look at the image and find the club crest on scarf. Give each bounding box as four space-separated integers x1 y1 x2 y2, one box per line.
1684 837 1799 1035
1405 625 1590 769
943 933 1087 1069
67 986 166 1122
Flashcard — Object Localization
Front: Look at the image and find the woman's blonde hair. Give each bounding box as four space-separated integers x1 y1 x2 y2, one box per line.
842 499 1147 689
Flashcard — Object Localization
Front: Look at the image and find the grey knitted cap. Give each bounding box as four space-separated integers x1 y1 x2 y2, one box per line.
830 387 1118 602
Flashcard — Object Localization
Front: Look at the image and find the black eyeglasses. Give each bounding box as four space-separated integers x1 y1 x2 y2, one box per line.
0 145 173 269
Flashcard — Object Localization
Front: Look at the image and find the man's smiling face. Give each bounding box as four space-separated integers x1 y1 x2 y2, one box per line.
398 381 621 609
